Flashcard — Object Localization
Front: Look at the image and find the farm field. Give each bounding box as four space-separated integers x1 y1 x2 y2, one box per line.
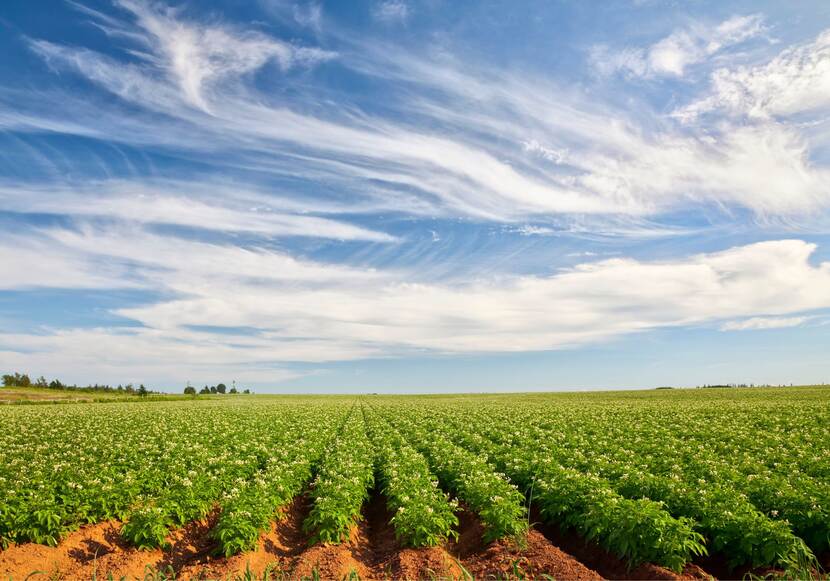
0 388 828 580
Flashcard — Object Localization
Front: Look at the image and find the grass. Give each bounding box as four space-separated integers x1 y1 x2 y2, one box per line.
0 386 120 404
0 386 213 405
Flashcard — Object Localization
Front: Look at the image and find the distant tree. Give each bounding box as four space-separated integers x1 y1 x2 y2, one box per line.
35 376 48 388
199 386 211 394
49 379 64 390
209 386 217 394
243 388 251 394
184 386 197 395
229 387 238 394
2 372 31 387
137 384 148 396
216 383 227 394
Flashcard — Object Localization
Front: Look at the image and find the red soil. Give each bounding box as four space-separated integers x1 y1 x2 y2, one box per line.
0 494 734 580
533 515 714 581
0 509 220 581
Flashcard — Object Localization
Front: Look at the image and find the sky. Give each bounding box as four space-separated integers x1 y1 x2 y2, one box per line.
1 0 830 393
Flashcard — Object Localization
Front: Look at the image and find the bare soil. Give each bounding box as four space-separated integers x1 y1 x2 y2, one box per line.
450 504 602 581
533 517 714 581
0 494 735 581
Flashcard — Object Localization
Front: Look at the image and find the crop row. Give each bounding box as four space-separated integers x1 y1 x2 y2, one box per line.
485 401 824 566
302 405 375 543
366 389 827 573
212 407 348 556
0 401 343 549
362 405 459 546
389 404 705 572
376 407 527 542
1 388 827 577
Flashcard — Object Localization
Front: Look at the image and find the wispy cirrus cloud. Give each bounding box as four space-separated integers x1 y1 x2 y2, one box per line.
113 0 335 111
591 14 768 79
3 1 830 388
675 29 830 121
8 4 830 230
720 316 810 331
372 1 409 24
0 180 396 242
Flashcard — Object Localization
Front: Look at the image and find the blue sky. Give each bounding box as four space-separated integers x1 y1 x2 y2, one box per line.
1 0 830 392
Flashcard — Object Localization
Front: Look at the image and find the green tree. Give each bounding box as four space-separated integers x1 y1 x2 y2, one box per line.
229 387 238 394
184 386 197 395
137 384 148 396
200 386 211 394
216 383 227 394
2 372 31 387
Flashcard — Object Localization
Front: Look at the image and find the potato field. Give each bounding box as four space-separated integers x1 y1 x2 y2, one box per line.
0 387 828 580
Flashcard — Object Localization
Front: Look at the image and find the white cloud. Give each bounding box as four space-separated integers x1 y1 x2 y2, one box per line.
3 232 830 361
8 6 827 229
256 0 324 34
41 227 387 287
103 0 336 112
0 328 338 387
0 238 138 291
721 316 809 331
372 1 409 24
566 251 599 257
6 3 830 235
522 140 568 164
593 14 767 78
5 1 830 386
577 122 830 216
0 180 395 242
513 225 557 236
293 2 323 31
675 29 830 121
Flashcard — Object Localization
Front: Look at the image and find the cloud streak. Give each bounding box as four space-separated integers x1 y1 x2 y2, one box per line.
0 180 396 242
372 1 409 24
2 2 830 386
675 29 830 121
592 14 767 79
3 231 829 366
7 5 828 228
720 316 809 331
113 0 336 111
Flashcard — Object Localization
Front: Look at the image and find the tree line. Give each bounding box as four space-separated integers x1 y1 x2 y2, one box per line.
2 372 254 397
183 382 251 395
1 372 155 395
